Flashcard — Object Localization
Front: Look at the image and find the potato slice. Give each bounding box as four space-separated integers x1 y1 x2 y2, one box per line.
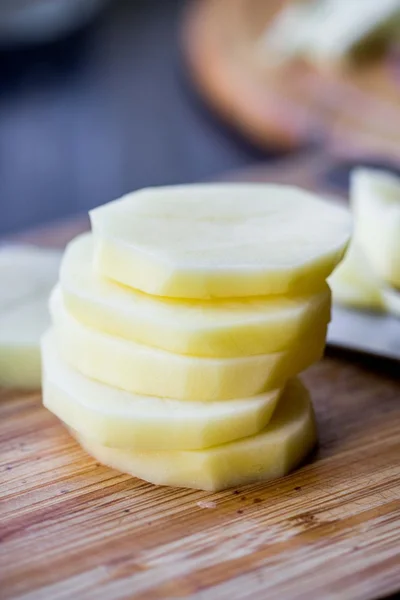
382 286 400 318
329 243 384 311
260 0 319 63
60 233 331 358
0 246 61 388
301 0 400 66
50 287 327 401
0 245 60 309
262 0 400 67
90 184 350 299
73 378 317 491
352 168 400 288
42 330 282 450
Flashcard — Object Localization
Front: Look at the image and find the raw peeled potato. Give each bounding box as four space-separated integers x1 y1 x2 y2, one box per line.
60 233 331 358
260 0 318 62
263 0 400 66
73 378 317 492
329 243 384 311
382 286 400 318
300 0 400 65
42 330 282 451
352 168 400 289
51 287 327 401
90 184 351 299
329 240 400 318
0 245 59 308
0 246 61 388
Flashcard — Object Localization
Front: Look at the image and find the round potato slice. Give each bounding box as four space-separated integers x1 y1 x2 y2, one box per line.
73 378 317 491
90 184 351 299
50 287 327 401
382 286 400 318
42 330 282 450
0 245 61 388
329 243 384 311
329 240 400 318
60 233 331 358
352 168 400 288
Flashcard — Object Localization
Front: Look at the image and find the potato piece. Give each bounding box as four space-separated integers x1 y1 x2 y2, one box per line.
0 246 61 388
90 184 350 299
42 330 282 450
329 243 384 311
50 287 327 401
0 245 60 309
382 286 400 318
301 0 400 66
60 233 331 358
73 378 317 491
352 168 400 288
260 1 319 63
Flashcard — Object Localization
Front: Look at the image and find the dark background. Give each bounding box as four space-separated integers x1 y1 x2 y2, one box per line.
0 0 283 237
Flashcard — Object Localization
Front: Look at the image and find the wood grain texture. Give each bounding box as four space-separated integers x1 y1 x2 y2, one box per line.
1 160 400 599
1 356 400 600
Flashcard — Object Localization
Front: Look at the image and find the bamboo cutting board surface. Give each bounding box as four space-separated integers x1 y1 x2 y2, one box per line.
1 211 400 600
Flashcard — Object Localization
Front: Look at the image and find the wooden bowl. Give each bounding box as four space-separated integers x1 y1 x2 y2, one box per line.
182 0 400 154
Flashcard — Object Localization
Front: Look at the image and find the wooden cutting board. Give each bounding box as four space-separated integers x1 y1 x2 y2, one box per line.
1 353 400 600
1 184 400 599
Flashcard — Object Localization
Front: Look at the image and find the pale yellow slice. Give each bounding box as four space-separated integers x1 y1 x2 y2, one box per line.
262 0 400 67
50 287 327 401
382 286 400 318
0 246 61 388
260 0 319 63
301 0 400 66
60 233 331 358
0 245 60 309
90 184 350 299
329 243 384 311
73 378 317 491
352 168 400 289
42 330 282 450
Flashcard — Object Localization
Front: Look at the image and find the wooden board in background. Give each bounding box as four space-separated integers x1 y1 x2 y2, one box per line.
183 0 400 156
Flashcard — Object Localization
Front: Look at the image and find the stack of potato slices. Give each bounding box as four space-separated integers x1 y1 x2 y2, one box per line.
42 184 351 491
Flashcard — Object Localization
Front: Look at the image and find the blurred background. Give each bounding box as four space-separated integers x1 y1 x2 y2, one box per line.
0 0 272 236
1 0 400 236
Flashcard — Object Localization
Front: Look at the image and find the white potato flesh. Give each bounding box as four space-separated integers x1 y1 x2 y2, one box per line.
382 286 400 318
301 0 400 65
90 184 350 299
73 378 317 491
50 287 327 401
0 246 61 388
42 330 282 450
352 168 400 288
329 243 384 311
260 0 318 62
60 233 331 358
